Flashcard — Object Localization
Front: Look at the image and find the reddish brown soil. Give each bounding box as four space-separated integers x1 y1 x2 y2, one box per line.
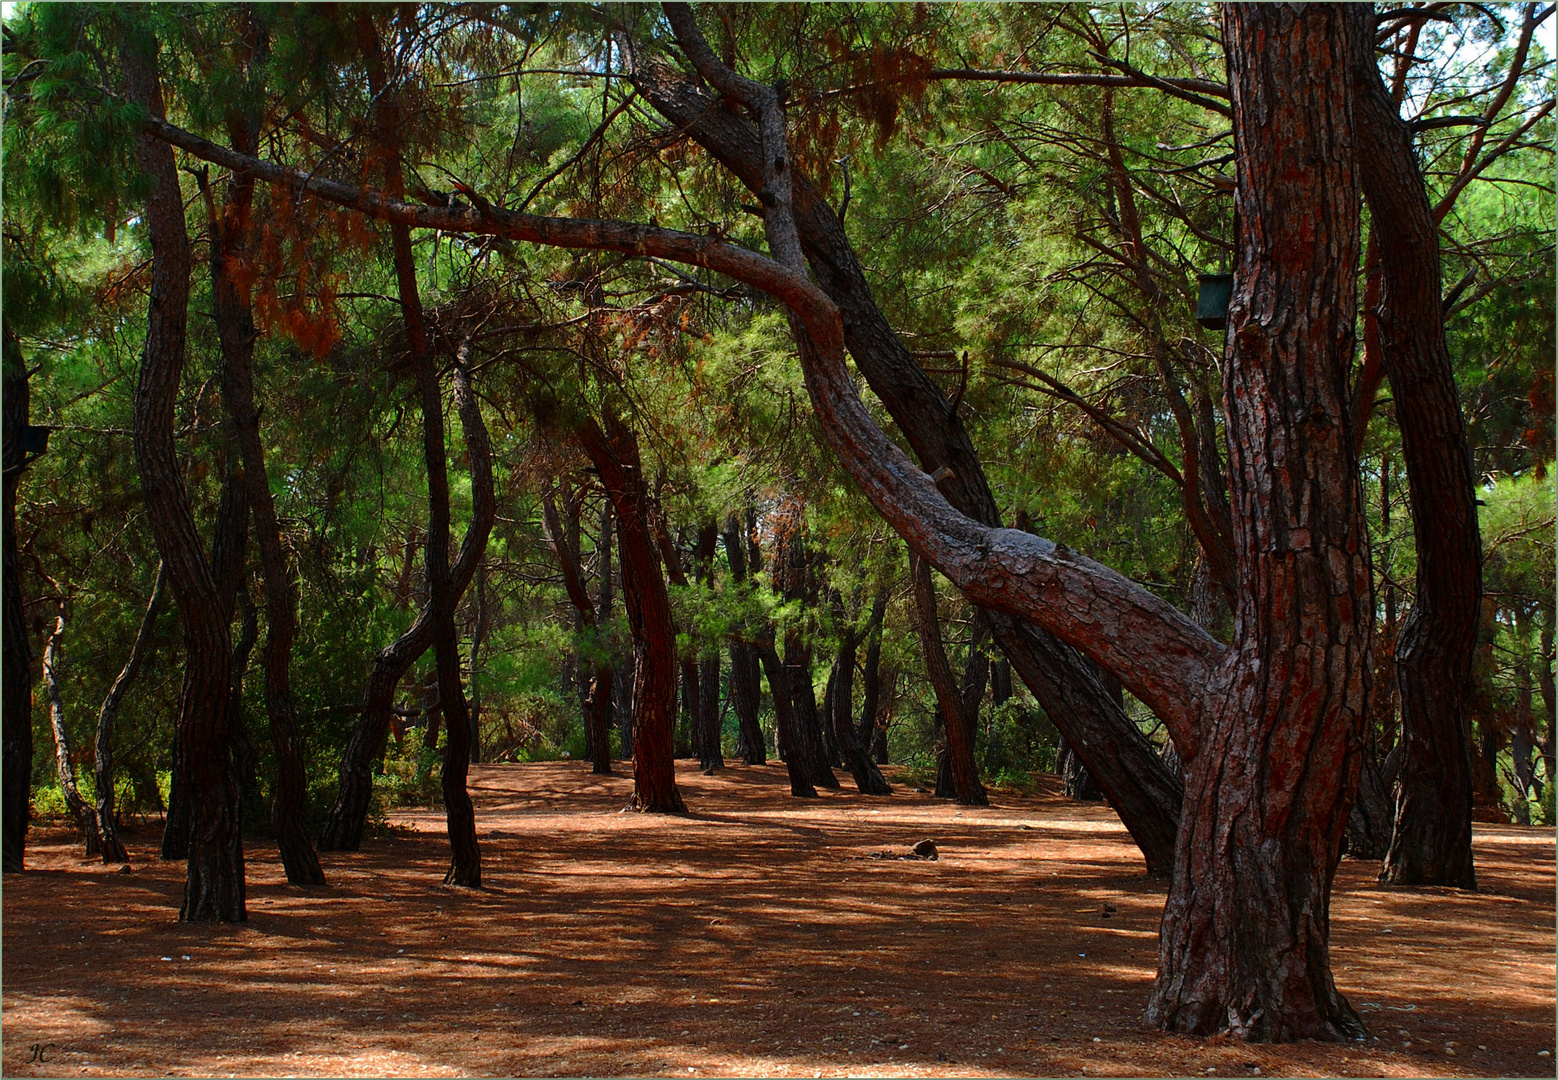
3 762 1553 1078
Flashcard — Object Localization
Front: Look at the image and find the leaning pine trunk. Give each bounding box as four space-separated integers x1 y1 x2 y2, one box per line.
1144 5 1372 1040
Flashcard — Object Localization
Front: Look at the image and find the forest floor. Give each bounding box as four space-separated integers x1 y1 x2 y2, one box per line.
3 761 1554 1079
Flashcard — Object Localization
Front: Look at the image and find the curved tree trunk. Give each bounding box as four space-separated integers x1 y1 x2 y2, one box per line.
1352 34 1481 891
576 411 685 813
207 97 324 886
3 328 36 873
42 615 103 856
630 53 1184 865
1144 5 1372 1040
125 33 245 922
95 561 167 864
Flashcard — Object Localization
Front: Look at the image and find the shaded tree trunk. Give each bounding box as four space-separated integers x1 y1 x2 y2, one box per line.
125 32 245 921
359 11 480 886
631 51 1183 867
756 640 817 798
1352 33 1481 891
94 561 167 864
1058 737 1103 801
912 554 987 806
721 514 766 765
827 595 892 795
575 411 684 813
591 499 616 773
695 520 724 771
42 614 103 855
3 327 36 873
206 96 324 887
316 347 493 852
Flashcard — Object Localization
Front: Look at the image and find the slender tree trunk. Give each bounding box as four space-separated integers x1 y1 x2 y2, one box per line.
316 350 493 851
1353 35 1481 891
94 561 166 863
756 640 817 798
3 328 36 873
858 592 887 751
470 561 489 764
125 33 246 921
829 598 891 795
575 412 685 813
696 520 724 771
358 12 480 885
207 103 324 886
591 498 616 773
721 514 766 764
42 615 103 855
912 555 987 806
1145 6 1372 1039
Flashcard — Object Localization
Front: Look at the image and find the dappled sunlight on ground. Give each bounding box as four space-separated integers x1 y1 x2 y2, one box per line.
3 762 1552 1077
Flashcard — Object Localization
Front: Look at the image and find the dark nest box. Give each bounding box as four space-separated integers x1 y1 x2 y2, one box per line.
1196 273 1234 330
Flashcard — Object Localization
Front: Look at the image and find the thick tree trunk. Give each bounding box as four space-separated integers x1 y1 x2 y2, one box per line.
912 555 987 806
782 637 840 790
575 412 684 813
125 34 245 921
208 111 324 887
721 515 766 765
3 328 35 873
1145 6 1372 1039
1352 38 1481 891
94 562 166 864
42 615 103 855
590 498 616 773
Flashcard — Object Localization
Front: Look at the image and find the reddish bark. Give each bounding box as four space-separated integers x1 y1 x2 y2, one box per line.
1143 5 1373 1039
575 412 685 814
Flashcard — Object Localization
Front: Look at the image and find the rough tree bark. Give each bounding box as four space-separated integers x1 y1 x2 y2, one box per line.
147 3 1373 1025
756 639 818 798
41 614 103 855
125 31 245 921
575 411 685 813
94 561 167 864
912 554 988 806
630 41 1184 872
1143 5 1373 1039
2 326 36 873
1352 30 1481 890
